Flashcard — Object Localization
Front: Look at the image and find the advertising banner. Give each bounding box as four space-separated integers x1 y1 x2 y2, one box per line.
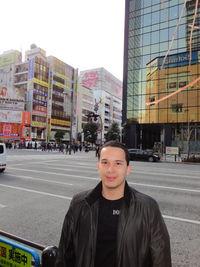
28 58 34 80
166 146 179 155
80 68 122 99
158 51 198 69
0 86 25 110
0 110 22 123
31 121 46 127
22 111 31 125
0 123 20 139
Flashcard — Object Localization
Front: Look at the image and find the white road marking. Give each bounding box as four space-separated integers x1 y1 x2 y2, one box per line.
23 161 200 179
163 215 200 225
134 170 200 180
8 174 73 186
8 167 98 181
0 183 199 225
42 166 96 174
0 183 72 200
0 204 6 208
7 167 200 193
128 182 200 193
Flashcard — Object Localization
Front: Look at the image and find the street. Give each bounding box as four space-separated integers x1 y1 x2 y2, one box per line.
0 149 200 267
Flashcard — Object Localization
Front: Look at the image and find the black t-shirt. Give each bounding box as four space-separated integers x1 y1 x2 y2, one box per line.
94 195 124 267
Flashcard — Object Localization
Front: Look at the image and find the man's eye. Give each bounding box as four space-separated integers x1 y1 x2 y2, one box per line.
102 161 107 164
116 162 122 165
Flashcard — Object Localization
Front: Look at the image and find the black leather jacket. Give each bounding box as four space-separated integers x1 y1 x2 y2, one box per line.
55 182 171 267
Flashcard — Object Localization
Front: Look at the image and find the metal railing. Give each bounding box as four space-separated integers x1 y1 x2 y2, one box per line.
0 230 57 267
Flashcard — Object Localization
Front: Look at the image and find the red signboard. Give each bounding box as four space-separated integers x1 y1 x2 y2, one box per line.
3 124 11 136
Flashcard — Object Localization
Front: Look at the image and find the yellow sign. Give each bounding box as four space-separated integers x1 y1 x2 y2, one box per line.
0 54 16 67
33 78 48 88
0 241 32 267
55 72 69 81
51 118 71 126
32 121 47 127
54 81 69 90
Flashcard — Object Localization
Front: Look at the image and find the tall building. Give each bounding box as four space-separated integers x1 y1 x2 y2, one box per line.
0 50 30 141
0 44 77 143
123 0 200 153
79 68 122 143
76 83 94 141
47 56 78 142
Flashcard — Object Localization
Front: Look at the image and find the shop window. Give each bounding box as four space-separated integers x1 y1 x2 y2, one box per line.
149 96 155 106
179 81 187 88
171 104 183 113
168 82 177 91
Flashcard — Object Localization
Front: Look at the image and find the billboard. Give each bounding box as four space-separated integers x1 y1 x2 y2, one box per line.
80 68 122 99
0 85 25 110
158 51 198 69
22 111 31 125
0 110 22 123
0 52 22 67
28 58 34 80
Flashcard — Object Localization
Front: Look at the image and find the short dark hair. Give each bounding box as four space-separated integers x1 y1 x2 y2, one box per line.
98 140 130 166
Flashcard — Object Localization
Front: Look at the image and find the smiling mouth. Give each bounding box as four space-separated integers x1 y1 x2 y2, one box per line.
107 176 116 181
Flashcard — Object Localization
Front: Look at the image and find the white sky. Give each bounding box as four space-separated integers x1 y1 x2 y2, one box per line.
0 0 125 80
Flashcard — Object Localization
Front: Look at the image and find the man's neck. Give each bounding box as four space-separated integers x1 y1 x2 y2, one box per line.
102 184 125 200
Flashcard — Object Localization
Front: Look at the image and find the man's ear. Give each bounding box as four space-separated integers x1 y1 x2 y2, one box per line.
127 165 133 176
96 162 99 169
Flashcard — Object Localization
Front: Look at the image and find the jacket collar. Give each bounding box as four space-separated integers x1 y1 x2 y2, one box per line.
85 181 131 207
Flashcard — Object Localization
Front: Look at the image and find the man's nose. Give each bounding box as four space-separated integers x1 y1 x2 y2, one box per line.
107 163 115 172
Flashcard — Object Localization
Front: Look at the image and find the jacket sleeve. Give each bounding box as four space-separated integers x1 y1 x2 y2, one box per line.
150 200 172 267
55 205 75 267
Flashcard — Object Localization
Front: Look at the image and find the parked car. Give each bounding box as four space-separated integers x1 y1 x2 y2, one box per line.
128 149 160 162
0 143 6 172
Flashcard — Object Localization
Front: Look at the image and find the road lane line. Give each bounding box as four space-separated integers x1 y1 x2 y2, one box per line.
7 174 73 186
129 182 200 193
0 183 199 225
0 184 72 200
7 167 200 194
8 161 200 179
0 204 6 208
134 170 200 180
8 167 99 181
23 162 200 179
163 215 200 225
42 166 95 174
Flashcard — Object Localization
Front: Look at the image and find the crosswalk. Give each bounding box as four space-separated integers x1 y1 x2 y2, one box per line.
6 151 96 163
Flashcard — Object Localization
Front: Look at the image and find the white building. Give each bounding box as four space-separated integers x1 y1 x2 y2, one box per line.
79 67 122 143
76 83 94 142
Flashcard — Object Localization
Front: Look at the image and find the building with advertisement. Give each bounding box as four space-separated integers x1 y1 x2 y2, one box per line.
0 50 30 141
47 56 78 142
76 83 94 141
14 45 49 141
0 44 77 144
123 0 200 153
79 68 122 143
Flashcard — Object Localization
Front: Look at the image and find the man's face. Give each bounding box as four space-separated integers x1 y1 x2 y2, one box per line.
96 146 132 195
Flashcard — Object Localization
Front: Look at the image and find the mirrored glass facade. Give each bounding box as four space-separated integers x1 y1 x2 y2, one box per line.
123 0 200 152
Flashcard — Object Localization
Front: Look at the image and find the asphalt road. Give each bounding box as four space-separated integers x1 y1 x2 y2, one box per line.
0 149 200 267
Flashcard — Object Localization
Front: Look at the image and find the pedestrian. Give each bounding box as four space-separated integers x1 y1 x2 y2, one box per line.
55 140 172 267
95 144 100 157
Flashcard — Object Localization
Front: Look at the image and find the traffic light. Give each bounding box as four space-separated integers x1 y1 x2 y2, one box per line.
93 114 99 121
86 112 99 122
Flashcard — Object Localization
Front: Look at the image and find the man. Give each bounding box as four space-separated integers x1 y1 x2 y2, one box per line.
55 141 172 267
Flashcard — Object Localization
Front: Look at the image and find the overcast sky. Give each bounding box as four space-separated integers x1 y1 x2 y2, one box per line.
0 0 125 80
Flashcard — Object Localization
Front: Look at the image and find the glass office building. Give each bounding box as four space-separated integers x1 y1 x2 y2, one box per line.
123 0 200 153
